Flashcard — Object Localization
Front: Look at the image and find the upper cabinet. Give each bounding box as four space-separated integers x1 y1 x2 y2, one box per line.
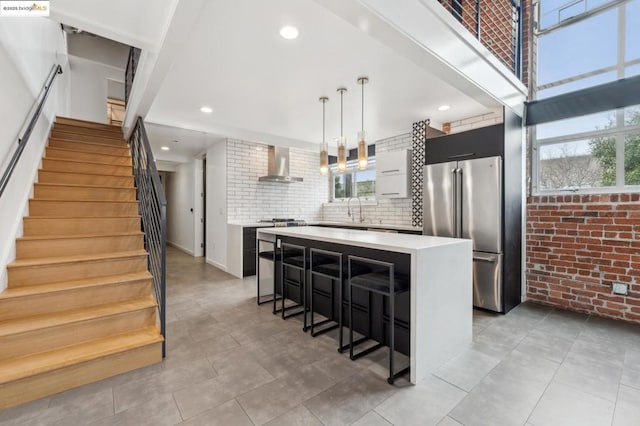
375 149 412 199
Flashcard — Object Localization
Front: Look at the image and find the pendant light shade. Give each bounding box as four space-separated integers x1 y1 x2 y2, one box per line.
357 77 369 170
319 96 329 176
337 87 347 173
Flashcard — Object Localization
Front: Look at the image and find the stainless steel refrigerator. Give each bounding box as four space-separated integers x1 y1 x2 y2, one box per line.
423 156 503 312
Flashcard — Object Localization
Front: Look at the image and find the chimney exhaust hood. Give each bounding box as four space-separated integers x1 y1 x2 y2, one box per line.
258 146 303 183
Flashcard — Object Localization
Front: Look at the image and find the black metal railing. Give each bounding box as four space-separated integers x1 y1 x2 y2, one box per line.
439 0 522 79
125 47 141 107
0 64 62 199
129 117 167 357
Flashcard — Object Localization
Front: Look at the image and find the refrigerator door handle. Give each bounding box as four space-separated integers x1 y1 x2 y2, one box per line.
473 253 498 262
455 168 463 238
451 168 457 238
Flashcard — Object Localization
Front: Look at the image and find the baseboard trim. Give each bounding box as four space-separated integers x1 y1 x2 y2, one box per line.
166 241 194 256
205 258 227 272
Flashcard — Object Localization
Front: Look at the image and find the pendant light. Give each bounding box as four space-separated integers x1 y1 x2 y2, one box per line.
319 96 329 176
336 87 347 173
357 77 369 170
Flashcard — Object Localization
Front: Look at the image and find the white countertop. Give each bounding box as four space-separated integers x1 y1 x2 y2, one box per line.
228 220 422 232
257 226 466 254
227 221 275 227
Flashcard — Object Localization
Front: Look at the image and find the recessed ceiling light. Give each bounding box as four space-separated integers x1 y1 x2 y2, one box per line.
279 26 299 40
200 106 213 113
161 146 170 151
438 105 450 111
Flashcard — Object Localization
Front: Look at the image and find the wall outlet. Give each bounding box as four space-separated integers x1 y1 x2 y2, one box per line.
612 282 628 295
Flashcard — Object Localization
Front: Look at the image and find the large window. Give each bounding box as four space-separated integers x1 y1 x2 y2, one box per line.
532 0 640 193
331 159 376 201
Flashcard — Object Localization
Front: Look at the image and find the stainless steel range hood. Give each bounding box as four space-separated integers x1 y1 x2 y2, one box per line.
258 146 303 183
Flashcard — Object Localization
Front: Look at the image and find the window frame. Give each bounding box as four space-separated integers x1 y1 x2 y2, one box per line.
531 0 640 194
329 158 377 202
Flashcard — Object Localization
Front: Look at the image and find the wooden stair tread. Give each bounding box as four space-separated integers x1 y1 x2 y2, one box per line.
0 272 152 300
42 157 132 168
30 198 138 204
46 146 130 158
0 297 157 337
34 182 136 190
56 116 123 130
52 129 124 139
49 137 128 149
26 215 141 219
39 166 132 178
0 327 163 384
8 250 148 268
18 232 144 241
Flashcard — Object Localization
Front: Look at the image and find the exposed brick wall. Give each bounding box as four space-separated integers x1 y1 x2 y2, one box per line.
527 193 640 323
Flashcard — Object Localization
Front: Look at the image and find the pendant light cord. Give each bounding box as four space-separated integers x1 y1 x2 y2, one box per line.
361 80 364 133
340 90 343 137
322 99 325 144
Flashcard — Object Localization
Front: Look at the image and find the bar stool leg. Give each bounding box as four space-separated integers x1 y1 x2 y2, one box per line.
302 255 309 332
388 275 395 384
349 275 354 360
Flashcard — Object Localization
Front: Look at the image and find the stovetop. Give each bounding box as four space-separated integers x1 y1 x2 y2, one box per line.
258 218 307 227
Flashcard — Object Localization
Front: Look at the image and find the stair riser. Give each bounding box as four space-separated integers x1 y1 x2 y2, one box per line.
0 341 162 410
46 148 131 166
0 307 156 361
51 130 124 145
55 117 123 133
17 235 144 259
0 279 152 322
49 139 129 156
42 159 132 176
8 256 148 287
53 124 123 139
24 217 141 236
34 185 136 201
38 170 133 188
28 200 139 217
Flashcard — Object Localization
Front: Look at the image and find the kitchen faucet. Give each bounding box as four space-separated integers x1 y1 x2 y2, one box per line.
347 196 365 223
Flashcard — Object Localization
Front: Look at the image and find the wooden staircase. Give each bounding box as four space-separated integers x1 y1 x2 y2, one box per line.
0 117 163 410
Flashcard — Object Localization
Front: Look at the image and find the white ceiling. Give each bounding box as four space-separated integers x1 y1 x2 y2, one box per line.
145 123 224 163
144 0 503 159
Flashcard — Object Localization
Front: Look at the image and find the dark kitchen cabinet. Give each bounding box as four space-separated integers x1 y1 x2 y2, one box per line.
242 227 257 277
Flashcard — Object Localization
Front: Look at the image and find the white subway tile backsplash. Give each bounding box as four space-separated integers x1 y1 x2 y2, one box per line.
226 139 327 221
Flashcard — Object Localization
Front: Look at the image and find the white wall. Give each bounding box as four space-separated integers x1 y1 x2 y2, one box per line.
206 141 227 270
164 161 196 255
0 18 70 291
69 55 124 123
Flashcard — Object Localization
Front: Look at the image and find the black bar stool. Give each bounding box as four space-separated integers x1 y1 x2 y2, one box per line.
256 238 282 315
347 255 410 384
280 242 308 330
309 248 342 344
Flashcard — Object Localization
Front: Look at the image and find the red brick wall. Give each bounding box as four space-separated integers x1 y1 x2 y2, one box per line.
527 193 640 322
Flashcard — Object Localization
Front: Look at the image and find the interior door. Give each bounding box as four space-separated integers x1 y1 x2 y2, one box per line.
423 162 457 238
459 156 502 253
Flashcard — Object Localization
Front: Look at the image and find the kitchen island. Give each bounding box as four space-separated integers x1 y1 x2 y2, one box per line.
257 226 472 384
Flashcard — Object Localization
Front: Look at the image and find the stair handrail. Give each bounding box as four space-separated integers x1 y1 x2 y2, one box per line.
0 64 63 199
129 116 167 357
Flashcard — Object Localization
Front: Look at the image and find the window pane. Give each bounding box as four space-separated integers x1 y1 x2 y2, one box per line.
626 63 640 79
625 131 640 185
536 71 616 99
537 8 617 85
625 105 640 126
334 175 346 199
356 169 376 198
539 139 616 189
626 0 640 61
539 0 617 30
536 110 615 140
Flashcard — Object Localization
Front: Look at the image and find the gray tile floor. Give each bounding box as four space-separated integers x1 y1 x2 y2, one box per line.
2 247 640 425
